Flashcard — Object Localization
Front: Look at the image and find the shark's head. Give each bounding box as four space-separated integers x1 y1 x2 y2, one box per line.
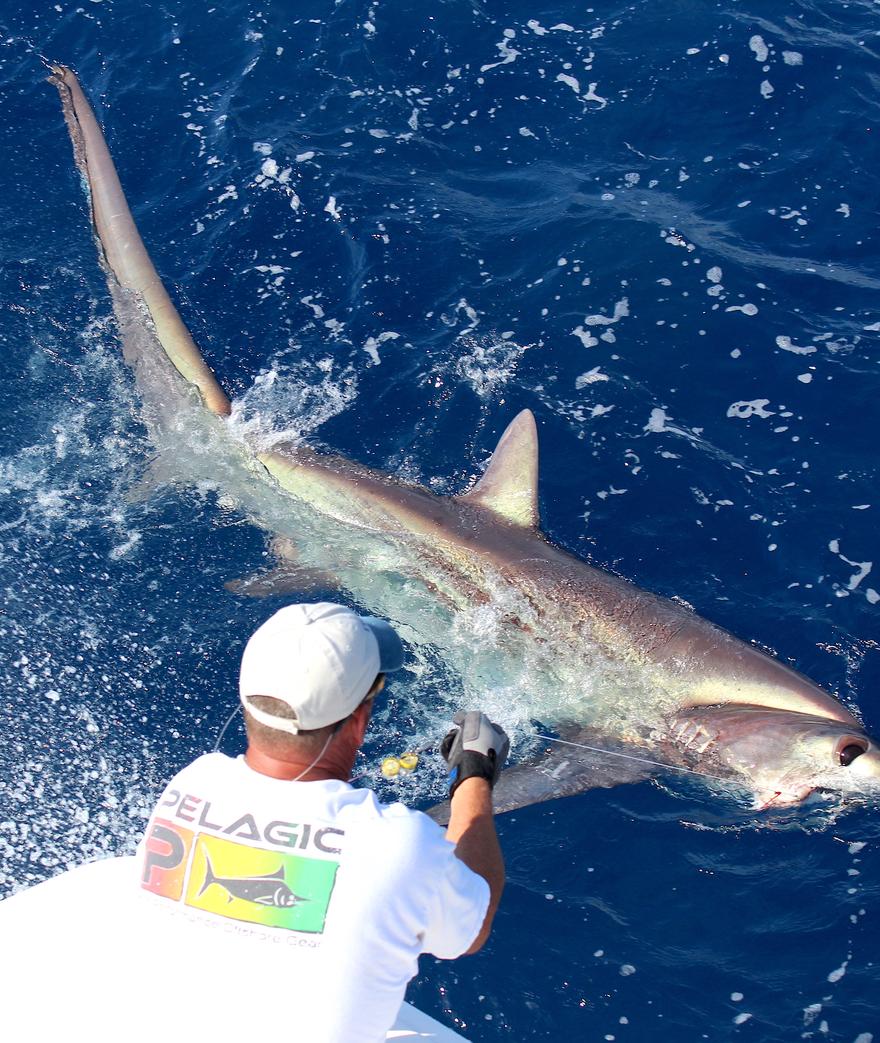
668 705 880 808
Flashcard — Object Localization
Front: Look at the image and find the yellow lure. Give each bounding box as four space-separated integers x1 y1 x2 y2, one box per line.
380 752 420 778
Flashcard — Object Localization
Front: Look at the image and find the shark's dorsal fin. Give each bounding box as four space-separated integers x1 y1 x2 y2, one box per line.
457 409 540 529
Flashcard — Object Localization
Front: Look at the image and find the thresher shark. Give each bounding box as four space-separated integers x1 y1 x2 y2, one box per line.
50 66 880 816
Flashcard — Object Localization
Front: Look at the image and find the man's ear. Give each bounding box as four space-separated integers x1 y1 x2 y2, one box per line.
349 697 374 741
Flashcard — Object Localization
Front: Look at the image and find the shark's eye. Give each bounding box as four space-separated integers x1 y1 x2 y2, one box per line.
839 743 867 767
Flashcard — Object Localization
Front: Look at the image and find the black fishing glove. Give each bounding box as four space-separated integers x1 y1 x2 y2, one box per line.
440 710 510 798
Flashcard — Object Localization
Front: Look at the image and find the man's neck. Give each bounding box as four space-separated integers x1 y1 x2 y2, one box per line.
243 744 349 782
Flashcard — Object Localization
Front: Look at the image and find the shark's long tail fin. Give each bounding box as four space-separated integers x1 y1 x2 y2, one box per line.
49 65 231 418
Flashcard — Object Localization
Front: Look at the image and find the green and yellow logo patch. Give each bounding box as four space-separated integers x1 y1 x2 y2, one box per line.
186 833 339 933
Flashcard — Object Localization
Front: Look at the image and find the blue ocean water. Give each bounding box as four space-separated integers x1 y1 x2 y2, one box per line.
1 1 879 1039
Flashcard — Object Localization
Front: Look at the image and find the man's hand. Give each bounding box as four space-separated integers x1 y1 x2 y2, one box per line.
441 711 509 953
440 711 510 797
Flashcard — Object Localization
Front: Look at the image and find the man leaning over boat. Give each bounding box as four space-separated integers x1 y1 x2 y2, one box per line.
135 601 508 1041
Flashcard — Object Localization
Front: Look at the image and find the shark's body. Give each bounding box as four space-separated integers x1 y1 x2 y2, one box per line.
50 66 880 811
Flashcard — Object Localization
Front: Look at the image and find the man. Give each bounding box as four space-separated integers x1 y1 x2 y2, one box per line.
137 601 509 1042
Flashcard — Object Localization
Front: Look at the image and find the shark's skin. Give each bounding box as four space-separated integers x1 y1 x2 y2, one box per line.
51 65 880 812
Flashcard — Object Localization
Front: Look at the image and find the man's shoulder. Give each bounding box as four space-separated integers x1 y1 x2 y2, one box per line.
161 751 239 789
352 793 437 831
345 797 458 867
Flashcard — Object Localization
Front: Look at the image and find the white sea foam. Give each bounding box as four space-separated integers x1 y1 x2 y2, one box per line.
575 367 609 389
362 331 400 366
827 959 848 983
557 72 580 94
727 400 774 419
776 335 816 355
827 540 873 598
803 1003 822 1026
228 357 359 451
583 299 629 327
480 29 520 73
645 408 669 433
573 299 629 347
749 35 769 63
454 336 531 398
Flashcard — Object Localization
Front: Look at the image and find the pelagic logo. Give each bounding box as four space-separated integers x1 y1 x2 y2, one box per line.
156 788 345 854
142 819 339 933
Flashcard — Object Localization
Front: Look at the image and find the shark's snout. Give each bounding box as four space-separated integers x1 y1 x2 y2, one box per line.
759 727 880 808
669 705 880 808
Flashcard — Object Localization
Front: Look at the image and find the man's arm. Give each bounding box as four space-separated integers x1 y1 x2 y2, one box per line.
445 776 504 954
439 710 510 954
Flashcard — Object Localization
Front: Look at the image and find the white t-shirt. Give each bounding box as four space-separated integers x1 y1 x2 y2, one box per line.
134 753 489 1042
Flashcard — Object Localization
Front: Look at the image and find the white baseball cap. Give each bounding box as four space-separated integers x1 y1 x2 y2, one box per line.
239 602 404 734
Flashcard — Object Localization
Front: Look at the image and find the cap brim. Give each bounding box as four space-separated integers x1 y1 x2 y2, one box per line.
362 617 405 672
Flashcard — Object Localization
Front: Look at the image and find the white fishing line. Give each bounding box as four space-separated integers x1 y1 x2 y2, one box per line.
213 705 242 752
533 732 729 783
213 708 728 783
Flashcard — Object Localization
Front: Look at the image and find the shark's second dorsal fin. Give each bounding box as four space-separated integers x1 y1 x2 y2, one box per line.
457 409 540 529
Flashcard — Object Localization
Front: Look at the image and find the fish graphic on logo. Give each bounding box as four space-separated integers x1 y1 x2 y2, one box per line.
199 853 309 908
186 833 339 932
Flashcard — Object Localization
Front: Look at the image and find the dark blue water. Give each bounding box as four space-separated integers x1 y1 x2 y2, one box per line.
1 2 879 1039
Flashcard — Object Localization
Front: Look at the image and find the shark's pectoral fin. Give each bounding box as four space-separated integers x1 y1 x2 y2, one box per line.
226 535 346 598
426 733 653 825
456 410 540 529
492 741 653 813
123 455 182 504
226 564 344 598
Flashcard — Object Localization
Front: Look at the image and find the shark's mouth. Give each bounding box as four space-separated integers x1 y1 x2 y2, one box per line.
753 783 816 811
